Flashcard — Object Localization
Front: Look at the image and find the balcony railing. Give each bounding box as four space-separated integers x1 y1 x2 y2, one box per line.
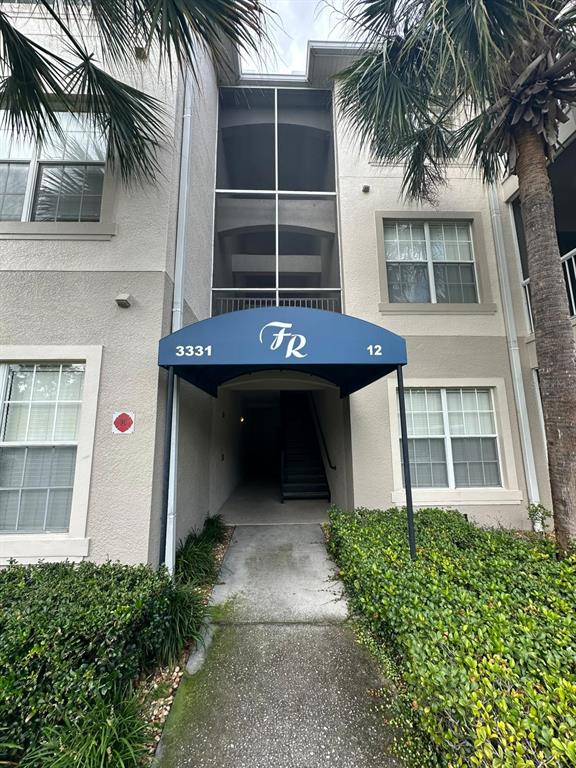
212 291 342 316
522 247 576 333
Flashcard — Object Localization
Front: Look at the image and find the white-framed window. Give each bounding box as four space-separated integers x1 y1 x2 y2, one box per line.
0 112 106 223
384 221 478 304
0 363 85 534
400 387 501 488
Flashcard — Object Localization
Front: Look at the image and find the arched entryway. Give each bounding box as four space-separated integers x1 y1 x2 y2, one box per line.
158 307 415 568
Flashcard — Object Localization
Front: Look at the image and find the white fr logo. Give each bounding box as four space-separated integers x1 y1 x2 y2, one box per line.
259 321 307 359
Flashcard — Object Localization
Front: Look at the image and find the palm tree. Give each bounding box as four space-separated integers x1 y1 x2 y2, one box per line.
337 0 576 554
0 0 267 182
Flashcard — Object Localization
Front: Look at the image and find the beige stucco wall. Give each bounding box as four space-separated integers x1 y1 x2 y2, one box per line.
209 389 244 515
182 63 219 321
311 388 354 509
0 270 171 563
335 115 539 528
169 49 220 546
175 380 214 543
493 186 553 511
348 338 531 529
0 9 222 564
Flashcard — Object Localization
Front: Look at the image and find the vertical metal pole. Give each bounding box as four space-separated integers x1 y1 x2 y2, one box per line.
159 366 175 567
397 365 417 560
274 87 279 307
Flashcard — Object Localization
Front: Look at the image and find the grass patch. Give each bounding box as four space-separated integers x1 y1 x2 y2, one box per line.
328 506 576 767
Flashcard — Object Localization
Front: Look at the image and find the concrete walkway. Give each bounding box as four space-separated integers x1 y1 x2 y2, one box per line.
157 524 403 768
219 481 329 526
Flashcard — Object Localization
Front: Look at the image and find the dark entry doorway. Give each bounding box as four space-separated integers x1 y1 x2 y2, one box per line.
241 393 282 482
239 391 330 501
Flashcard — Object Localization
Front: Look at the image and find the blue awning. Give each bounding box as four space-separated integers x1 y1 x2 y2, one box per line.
158 307 406 397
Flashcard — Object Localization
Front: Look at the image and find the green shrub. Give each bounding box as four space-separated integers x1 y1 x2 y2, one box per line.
175 515 227 586
21 688 149 768
162 584 206 662
328 507 576 767
201 514 227 546
176 537 219 586
0 561 205 759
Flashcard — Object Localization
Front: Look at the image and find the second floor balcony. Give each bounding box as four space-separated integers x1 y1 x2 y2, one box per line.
212 289 342 316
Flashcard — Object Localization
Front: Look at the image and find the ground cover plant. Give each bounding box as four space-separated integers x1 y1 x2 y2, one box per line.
328 507 576 767
0 515 227 767
175 515 227 588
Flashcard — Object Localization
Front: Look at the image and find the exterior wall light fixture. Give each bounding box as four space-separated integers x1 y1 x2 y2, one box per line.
115 293 132 308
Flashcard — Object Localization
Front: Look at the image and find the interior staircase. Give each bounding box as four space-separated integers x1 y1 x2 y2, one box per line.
281 392 331 502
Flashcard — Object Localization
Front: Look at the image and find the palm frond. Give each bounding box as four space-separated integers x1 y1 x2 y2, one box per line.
66 56 165 184
141 0 268 72
43 0 268 73
342 0 422 43
336 39 441 157
337 33 460 199
337 0 576 201
452 112 506 184
46 0 142 66
0 11 69 141
395 118 458 202
0 1 269 183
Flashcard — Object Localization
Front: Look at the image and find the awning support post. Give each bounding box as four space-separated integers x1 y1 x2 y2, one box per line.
159 365 175 568
397 364 417 560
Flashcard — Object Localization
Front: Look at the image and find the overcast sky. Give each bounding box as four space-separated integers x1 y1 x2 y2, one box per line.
242 0 347 75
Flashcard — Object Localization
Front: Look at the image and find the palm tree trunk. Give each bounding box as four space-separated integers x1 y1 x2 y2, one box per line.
514 124 576 555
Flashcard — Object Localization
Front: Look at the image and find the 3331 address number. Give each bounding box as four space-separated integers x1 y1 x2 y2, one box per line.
175 345 213 357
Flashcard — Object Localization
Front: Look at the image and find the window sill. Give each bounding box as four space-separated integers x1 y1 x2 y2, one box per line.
379 302 498 315
0 535 90 564
0 222 116 241
391 488 523 506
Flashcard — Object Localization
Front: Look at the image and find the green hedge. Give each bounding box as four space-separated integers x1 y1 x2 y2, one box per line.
328 507 576 767
0 560 205 761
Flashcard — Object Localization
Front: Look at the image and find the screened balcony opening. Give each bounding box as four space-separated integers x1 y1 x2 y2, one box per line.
213 194 275 289
213 86 340 316
279 197 340 289
216 89 275 190
277 89 335 192
513 138 576 328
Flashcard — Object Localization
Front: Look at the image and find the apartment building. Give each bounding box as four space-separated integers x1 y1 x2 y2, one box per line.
0 25 570 567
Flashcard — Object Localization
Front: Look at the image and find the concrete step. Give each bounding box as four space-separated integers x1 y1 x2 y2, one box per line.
282 490 331 500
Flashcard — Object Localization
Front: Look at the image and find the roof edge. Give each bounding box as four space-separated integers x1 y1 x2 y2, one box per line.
220 39 363 88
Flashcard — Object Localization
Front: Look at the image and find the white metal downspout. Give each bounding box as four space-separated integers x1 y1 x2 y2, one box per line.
488 184 540 509
165 70 194 575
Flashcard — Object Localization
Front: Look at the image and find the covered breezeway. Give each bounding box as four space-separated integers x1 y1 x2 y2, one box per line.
158 306 415 571
205 371 350 525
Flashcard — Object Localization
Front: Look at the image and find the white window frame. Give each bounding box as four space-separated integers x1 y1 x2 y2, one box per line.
0 113 115 239
0 346 102 564
383 220 480 304
0 154 106 224
0 363 83 534
387 377 523 506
